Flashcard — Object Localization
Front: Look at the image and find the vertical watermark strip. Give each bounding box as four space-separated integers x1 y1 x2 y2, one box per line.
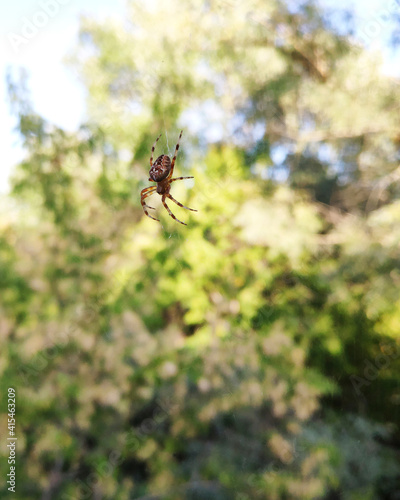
6 387 17 493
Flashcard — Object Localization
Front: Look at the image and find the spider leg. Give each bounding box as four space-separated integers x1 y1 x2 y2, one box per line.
150 133 162 167
170 176 194 183
140 186 157 201
141 187 159 221
168 130 183 179
141 188 157 205
166 193 197 212
161 194 187 226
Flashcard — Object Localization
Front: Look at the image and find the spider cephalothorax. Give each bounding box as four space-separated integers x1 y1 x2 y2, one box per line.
140 131 197 226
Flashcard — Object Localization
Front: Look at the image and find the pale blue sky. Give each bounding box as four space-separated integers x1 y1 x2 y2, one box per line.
0 0 399 192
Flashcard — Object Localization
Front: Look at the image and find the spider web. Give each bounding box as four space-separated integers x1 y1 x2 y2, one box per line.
162 115 170 153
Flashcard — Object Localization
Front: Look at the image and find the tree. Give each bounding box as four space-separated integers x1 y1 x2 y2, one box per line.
1 1 399 499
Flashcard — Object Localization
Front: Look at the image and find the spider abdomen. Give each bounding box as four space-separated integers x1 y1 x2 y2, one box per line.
149 155 171 182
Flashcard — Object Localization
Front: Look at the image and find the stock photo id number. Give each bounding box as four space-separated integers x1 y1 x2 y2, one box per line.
6 388 16 493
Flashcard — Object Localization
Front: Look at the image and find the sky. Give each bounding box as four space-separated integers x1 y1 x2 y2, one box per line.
0 0 399 193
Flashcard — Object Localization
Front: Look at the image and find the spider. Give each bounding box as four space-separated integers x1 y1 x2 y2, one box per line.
140 130 197 226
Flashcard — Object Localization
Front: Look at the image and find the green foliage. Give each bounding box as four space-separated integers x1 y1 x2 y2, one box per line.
1 0 399 499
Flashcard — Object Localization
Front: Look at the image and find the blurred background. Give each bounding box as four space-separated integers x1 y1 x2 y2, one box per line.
1 0 400 498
